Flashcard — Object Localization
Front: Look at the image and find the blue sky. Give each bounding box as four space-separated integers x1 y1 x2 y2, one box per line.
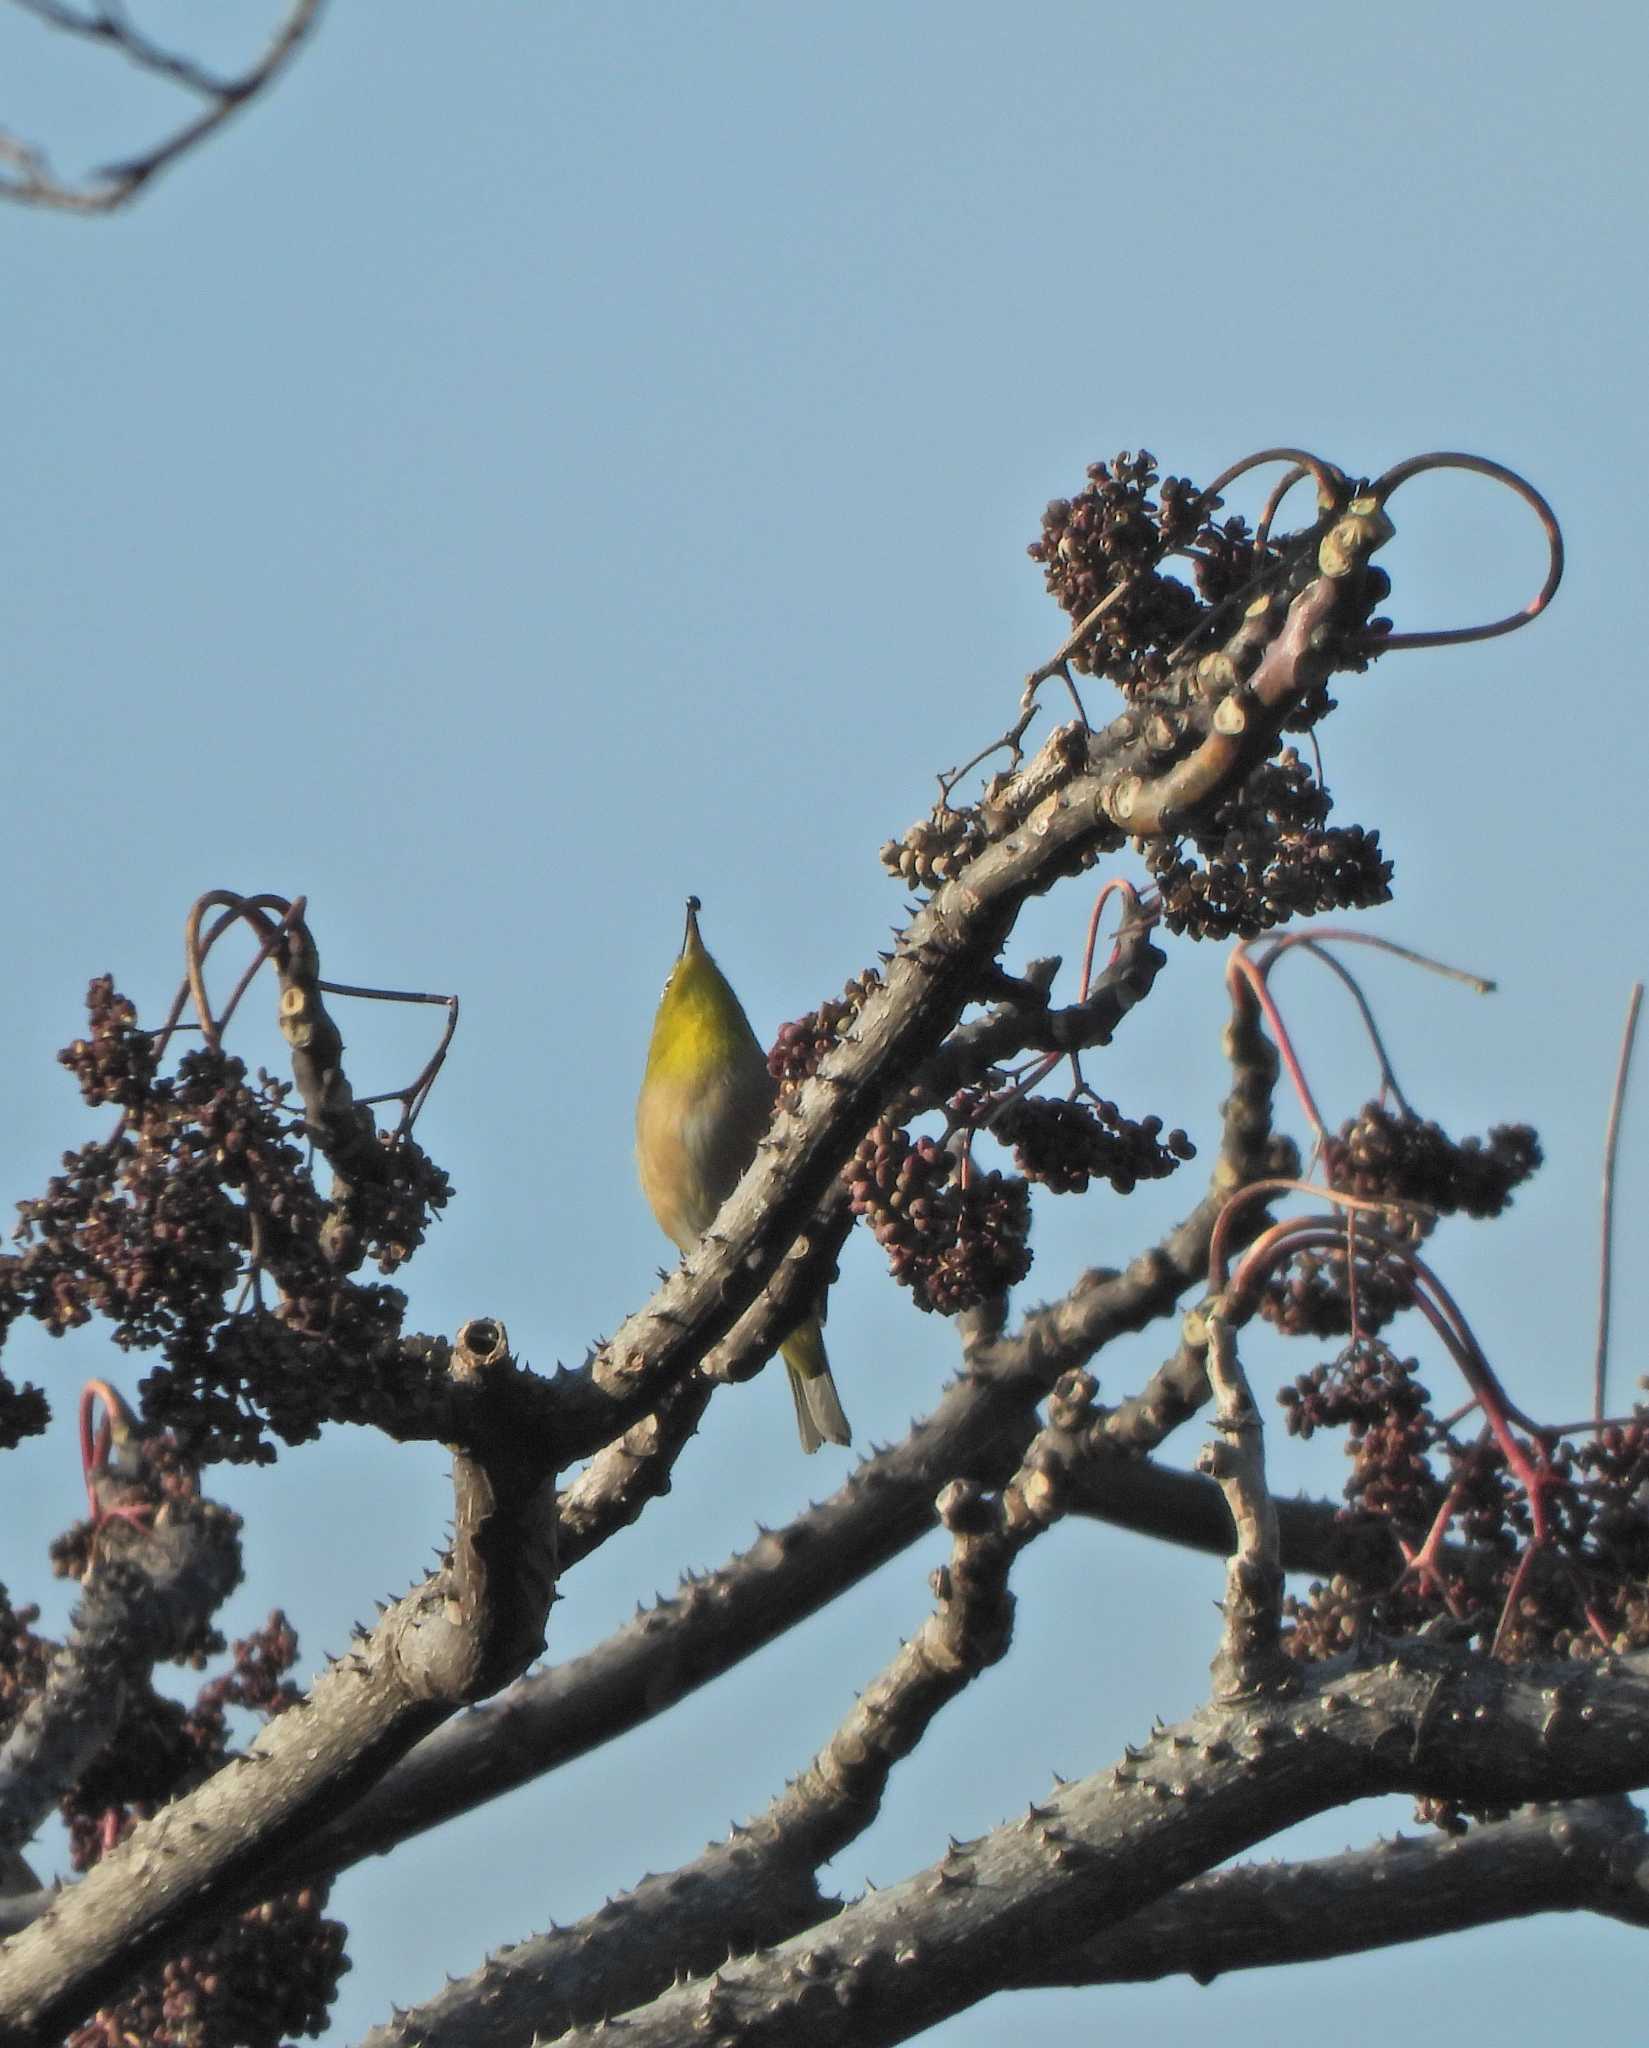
2 3 1645 2041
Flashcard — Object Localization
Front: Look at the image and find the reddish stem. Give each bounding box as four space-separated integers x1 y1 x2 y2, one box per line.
1077 878 1148 1003
1227 945 1328 1140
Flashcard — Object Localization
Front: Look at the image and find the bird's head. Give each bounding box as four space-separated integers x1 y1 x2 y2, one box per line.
645 896 759 1081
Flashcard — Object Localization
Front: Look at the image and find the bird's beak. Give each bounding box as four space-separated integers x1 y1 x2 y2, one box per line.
681 895 703 956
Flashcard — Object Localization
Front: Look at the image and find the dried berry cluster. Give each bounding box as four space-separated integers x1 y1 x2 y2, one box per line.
59 974 161 1109
49 1614 348 2048
0 1585 52 1724
1280 1343 1445 1526
0 979 451 1463
1191 506 1285 611
1151 824 1393 940
883 451 1398 930
322 1132 453 1278
1577 1418 1649 1531
1148 751 1394 940
991 1092 1194 1195
878 804 993 892
768 969 884 1106
1256 1109 1539 1343
0 1428 344 2048
0 1375 49 1450
1259 1243 1416 1340
67 1886 345 2048
1323 1104 1541 1220
1281 1573 1437 1666
41 1057 275 1328
879 732 1104 896
1278 1333 1649 1719
847 1121 1032 1314
1027 451 1249 692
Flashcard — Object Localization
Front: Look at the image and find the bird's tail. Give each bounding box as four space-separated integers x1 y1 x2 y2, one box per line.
780 1315 852 1454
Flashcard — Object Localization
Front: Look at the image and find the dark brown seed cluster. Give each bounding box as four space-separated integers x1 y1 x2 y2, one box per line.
0 1586 52 1724
879 727 1097 897
768 970 885 1106
1027 451 1241 692
66 1884 346 2048
1279 1343 1444 1525
1577 1419 1649 1548
992 1093 1193 1195
1255 1114 1540 1345
915 450 1402 943
1258 1243 1415 1340
59 974 161 1108
1281 1411 1649 1680
11 1061 254 1343
320 1130 453 1278
1282 1572 1440 1667
1148 750 1393 940
847 1121 1032 1314
1323 1105 1541 1220
1275 1339 1649 1739
0 981 452 1464
879 804 991 891
56 1614 348 2048
1190 507 1282 609
0 1372 49 1449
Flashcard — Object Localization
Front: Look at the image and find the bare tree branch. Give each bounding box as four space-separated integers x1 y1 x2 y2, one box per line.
0 0 324 213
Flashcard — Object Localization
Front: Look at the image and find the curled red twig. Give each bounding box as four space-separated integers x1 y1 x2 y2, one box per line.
1362 451 1563 652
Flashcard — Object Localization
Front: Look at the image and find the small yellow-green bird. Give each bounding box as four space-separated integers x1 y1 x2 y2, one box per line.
637 897 852 1453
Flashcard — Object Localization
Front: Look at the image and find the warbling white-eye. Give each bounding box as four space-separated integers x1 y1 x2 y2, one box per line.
636 898 851 1452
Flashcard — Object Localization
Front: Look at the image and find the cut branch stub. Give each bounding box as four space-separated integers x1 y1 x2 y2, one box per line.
443 1319 559 1702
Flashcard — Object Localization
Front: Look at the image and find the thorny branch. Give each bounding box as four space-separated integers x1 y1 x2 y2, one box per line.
1011 1799 1649 1990
251 982 1288 1901
361 1386 1106 2048
515 1648 1649 2048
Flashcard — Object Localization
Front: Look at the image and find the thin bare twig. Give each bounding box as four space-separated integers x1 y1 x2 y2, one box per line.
8 0 233 96
1259 925 1496 995
1276 940 1416 1113
1 0 325 213
1594 981 1644 1425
